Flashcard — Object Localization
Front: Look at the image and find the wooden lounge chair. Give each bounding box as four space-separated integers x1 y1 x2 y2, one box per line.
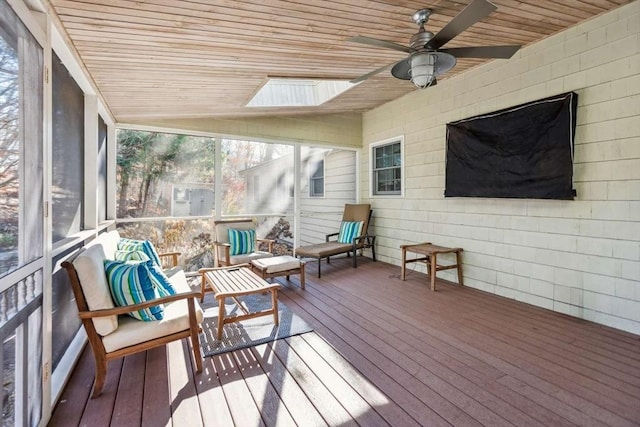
294 204 376 277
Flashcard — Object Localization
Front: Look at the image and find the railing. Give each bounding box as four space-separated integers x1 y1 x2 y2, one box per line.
116 215 295 271
0 267 43 427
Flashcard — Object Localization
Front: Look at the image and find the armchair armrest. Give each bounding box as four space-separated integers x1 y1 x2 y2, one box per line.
78 290 202 320
257 238 274 253
158 251 181 268
213 241 232 266
352 234 376 246
326 232 339 242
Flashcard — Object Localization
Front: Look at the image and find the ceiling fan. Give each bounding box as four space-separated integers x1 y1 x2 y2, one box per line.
348 0 521 89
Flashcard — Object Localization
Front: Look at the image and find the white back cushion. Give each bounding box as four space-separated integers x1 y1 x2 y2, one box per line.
73 244 118 336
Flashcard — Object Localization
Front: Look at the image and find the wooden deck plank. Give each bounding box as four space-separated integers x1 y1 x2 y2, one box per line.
249 342 329 426
167 339 202 427
268 338 358 427
50 260 640 427
48 347 94 426
297 269 546 427
387 282 640 426
142 346 172 427
282 303 492 427
298 268 576 427
111 352 145 426
278 293 451 427
466 307 640 394
319 262 640 425
231 347 297 427
285 335 390 426
286 268 520 425
192 356 234 426
300 332 422 427
212 352 266 427
78 358 123 427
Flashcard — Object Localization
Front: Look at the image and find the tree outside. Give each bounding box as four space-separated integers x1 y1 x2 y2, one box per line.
0 33 19 277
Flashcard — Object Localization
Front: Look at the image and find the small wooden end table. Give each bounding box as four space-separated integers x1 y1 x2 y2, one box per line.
401 242 464 291
200 264 281 339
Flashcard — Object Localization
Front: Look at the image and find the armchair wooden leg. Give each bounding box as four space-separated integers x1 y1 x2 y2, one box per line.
91 353 107 398
188 299 203 373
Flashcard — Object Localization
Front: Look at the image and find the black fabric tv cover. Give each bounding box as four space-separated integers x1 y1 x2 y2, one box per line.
445 92 578 199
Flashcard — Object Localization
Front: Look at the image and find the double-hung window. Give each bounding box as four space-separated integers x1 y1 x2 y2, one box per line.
309 159 324 197
371 137 403 196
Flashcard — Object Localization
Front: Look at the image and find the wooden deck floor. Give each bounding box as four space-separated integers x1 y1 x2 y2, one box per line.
49 257 640 426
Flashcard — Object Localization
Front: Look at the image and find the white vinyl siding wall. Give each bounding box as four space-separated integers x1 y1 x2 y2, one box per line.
362 3 640 334
299 150 357 246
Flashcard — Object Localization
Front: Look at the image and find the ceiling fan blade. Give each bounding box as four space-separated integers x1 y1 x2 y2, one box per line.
348 36 412 53
441 45 521 59
350 62 393 83
351 58 407 83
427 0 497 50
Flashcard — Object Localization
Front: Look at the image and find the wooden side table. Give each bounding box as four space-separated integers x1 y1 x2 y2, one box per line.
400 242 464 291
200 264 281 339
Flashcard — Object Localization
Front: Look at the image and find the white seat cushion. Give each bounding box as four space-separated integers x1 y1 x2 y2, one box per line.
229 251 273 265
102 270 203 353
252 255 300 274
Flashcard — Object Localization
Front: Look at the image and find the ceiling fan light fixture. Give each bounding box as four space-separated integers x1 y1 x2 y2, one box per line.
410 52 436 88
409 51 457 89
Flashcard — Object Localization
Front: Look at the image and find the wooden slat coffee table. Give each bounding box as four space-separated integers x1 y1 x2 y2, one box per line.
400 242 464 291
200 264 281 339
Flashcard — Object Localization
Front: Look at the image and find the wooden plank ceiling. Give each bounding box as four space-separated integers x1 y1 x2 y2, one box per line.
47 0 631 123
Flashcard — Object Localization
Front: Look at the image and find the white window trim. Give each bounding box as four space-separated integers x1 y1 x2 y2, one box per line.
369 135 405 198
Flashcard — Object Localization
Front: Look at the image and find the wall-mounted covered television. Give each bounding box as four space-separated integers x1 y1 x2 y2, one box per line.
445 92 578 200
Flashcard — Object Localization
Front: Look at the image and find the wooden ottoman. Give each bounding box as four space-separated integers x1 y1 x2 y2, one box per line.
251 255 306 289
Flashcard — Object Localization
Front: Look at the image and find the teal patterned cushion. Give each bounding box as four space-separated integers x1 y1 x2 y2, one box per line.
228 229 255 256
114 250 150 262
147 261 177 297
117 238 162 266
337 221 364 244
104 259 172 321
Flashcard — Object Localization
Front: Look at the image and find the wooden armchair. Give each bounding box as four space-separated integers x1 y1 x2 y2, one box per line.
213 219 274 267
62 231 203 398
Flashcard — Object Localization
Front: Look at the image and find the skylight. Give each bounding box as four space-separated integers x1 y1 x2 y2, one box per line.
247 78 358 107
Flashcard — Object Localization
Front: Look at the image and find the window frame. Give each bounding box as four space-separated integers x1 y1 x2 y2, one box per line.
309 159 325 198
370 136 404 198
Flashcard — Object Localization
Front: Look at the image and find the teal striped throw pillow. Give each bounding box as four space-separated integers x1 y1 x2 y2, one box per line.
228 228 255 256
117 238 162 266
337 221 364 244
147 261 177 297
104 259 169 321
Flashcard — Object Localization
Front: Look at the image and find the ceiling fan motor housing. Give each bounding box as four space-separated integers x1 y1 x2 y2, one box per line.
410 30 434 50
